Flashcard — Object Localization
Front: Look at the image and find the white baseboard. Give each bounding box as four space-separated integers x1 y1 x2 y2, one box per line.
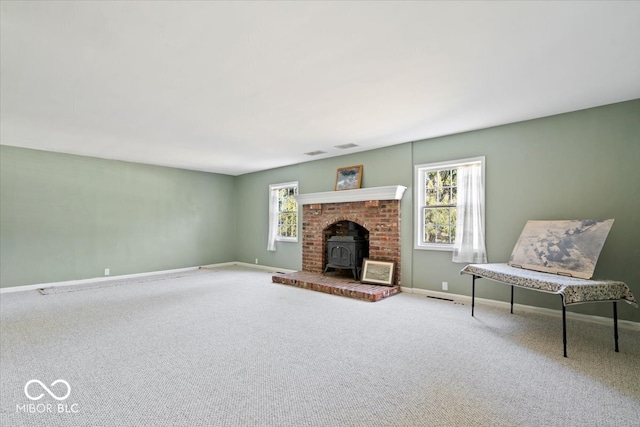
0 265 205 294
229 262 297 274
0 262 296 294
401 287 640 331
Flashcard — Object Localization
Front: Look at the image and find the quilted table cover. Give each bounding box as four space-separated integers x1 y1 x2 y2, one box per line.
461 263 637 307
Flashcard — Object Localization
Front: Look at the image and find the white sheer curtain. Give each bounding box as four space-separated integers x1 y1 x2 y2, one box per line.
267 187 279 251
452 163 487 263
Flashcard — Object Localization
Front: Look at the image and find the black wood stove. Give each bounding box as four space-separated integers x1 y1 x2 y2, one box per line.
324 235 368 279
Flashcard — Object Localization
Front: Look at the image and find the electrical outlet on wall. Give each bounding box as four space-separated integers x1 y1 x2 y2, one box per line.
442 281 448 291
104 268 110 276
255 258 259 265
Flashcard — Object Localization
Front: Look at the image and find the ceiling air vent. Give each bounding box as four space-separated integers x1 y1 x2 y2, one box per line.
304 150 327 156
334 143 359 149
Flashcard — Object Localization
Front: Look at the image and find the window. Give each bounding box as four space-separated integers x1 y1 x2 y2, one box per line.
415 157 485 255
268 182 298 251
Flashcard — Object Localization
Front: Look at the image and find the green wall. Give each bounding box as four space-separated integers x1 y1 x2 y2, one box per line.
1 100 638 321
411 99 640 322
235 99 640 322
0 146 237 286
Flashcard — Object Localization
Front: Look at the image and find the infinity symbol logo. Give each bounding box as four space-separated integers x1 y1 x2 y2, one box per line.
24 379 71 401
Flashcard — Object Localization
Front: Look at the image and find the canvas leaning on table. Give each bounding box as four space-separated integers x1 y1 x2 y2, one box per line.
508 219 614 279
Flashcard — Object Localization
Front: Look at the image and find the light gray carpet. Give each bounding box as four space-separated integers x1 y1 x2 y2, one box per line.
1 266 638 426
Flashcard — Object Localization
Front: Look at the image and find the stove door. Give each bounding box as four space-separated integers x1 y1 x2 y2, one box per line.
328 244 353 268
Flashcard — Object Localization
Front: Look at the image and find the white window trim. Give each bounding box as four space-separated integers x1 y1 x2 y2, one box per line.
414 157 485 251
269 181 299 243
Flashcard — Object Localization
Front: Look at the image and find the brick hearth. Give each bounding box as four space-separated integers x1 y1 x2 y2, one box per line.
272 271 400 302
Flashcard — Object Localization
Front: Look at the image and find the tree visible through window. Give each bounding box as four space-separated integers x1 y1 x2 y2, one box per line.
268 182 298 251
415 158 484 251
424 168 457 244
276 186 298 239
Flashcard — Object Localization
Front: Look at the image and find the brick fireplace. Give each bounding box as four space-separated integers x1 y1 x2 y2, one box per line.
297 186 406 286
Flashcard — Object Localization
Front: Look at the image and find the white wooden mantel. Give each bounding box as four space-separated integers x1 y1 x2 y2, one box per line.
294 185 407 205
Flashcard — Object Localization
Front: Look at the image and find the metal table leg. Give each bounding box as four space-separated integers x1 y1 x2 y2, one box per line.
562 298 567 358
471 275 477 317
510 285 514 314
613 302 619 352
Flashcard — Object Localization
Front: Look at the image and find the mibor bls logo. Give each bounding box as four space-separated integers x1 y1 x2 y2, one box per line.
16 379 79 413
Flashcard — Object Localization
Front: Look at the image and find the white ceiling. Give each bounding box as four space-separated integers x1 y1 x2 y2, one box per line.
1 1 639 176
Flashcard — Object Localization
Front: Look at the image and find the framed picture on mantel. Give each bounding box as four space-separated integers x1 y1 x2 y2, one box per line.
335 165 363 191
